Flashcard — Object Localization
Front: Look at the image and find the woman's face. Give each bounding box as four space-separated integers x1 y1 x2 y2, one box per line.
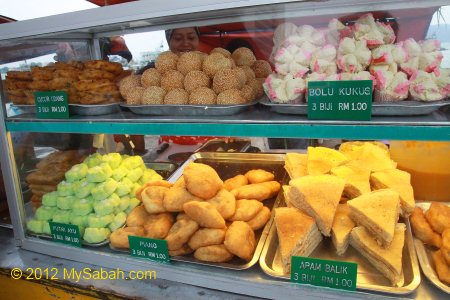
169 28 199 53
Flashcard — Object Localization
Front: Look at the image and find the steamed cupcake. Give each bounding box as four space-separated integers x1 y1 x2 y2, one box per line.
310 44 337 75
337 37 372 73
373 70 410 102
409 71 444 101
263 73 306 104
353 13 395 48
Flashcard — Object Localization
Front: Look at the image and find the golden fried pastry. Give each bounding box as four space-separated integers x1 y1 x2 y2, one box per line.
29 184 57 193
224 221 256 261
212 69 243 94
245 169 274 184
54 68 80 79
234 68 247 87
202 52 233 78
248 78 264 98
160 70 184 92
164 88 188 105
183 162 223 199
240 85 256 102
26 169 67 185
84 60 122 74
173 176 185 188
73 79 110 91
125 86 145 104
232 183 272 201
410 207 442 248
217 89 246 105
259 181 281 198
246 206 271 230
206 189 236 220
442 229 450 266
177 51 203 75
110 227 145 249
251 60 272 78
54 61 84 70
4 78 31 90
163 186 202 212
425 202 450 234
433 250 450 285
79 69 116 81
155 51 179 74
31 66 54 80
176 213 191 221
223 174 248 191
229 199 263 222
6 89 25 97
126 206 149 227
210 47 231 58
142 86 166 104
194 244 234 263
188 228 226 250
141 68 161 87
141 186 169 214
48 77 77 90
29 80 52 91
143 212 174 239
189 87 216 105
7 71 32 81
231 47 256 67
119 75 141 96
169 244 194 256
183 201 226 229
184 70 211 93
165 218 199 250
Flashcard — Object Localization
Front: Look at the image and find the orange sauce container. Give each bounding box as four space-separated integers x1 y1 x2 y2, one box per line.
389 141 450 202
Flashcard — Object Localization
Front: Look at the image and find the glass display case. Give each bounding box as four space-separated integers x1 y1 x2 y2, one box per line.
0 1 449 298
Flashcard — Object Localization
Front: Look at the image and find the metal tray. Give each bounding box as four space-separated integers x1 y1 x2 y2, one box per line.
195 138 251 153
26 229 110 247
259 196 421 295
121 100 258 116
144 161 178 179
166 152 287 269
414 202 450 294
69 103 121 116
10 104 36 113
259 97 449 116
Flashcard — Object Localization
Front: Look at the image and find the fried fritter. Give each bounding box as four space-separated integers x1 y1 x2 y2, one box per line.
126 206 149 227
194 244 234 263
165 219 199 251
143 212 174 239
163 186 202 212
183 201 226 229
110 227 145 249
246 206 271 230
188 228 226 250
232 183 272 201
245 169 275 184
223 174 248 191
442 229 450 266
183 163 223 199
141 186 169 214
206 189 236 220
169 244 194 257
433 250 450 285
229 199 263 222
425 202 450 234
224 221 256 261
259 181 281 198
411 207 442 248
135 180 173 201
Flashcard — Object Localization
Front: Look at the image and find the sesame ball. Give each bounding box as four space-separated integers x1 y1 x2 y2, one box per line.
141 68 161 87
202 53 233 78
119 75 141 98
161 70 184 92
217 89 246 105
210 47 231 58
241 85 256 102
141 86 166 104
126 86 145 104
231 47 256 67
189 87 217 105
213 69 242 94
164 88 189 105
251 60 272 78
177 52 203 75
155 51 178 74
184 70 211 93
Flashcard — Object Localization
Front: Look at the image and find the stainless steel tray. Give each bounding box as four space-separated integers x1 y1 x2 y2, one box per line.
126 152 286 270
121 100 258 116
10 104 36 113
414 202 450 294
259 97 449 116
69 103 121 116
144 161 178 179
259 196 420 295
195 138 251 153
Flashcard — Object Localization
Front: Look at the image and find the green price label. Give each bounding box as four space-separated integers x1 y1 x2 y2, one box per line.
128 236 170 264
49 221 82 247
34 91 69 119
308 80 372 121
291 256 357 291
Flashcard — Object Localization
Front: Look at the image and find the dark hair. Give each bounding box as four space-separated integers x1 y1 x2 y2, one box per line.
225 38 254 53
165 27 200 43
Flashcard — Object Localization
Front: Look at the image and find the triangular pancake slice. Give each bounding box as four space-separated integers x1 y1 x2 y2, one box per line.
331 160 371 199
306 147 348 175
350 223 405 287
347 189 400 247
370 169 415 217
274 207 322 274
339 141 397 172
284 153 307 179
331 204 355 256
289 175 345 236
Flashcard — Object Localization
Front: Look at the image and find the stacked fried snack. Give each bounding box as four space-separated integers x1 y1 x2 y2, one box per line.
26 150 85 209
4 60 125 105
280 141 416 287
120 47 271 105
411 202 450 285
111 164 280 263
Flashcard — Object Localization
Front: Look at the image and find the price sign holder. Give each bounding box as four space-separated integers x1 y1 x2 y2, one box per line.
291 256 357 291
34 91 69 119
49 221 82 247
128 236 170 264
308 80 372 121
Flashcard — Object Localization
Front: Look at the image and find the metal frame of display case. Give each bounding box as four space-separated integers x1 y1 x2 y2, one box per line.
0 1 449 299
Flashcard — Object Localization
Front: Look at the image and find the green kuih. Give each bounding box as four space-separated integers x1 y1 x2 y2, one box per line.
42 221 52 235
52 211 71 224
86 164 111 183
126 168 144 183
87 213 114 228
27 219 44 233
83 227 111 244
35 206 57 221
70 214 88 228
111 165 128 181
42 191 59 207
125 198 140 214
73 179 95 199
94 194 120 216
57 180 75 196
71 199 93 216
84 153 103 168
91 178 118 201
109 212 127 231
139 169 162 185
115 178 133 197
102 153 122 169
121 156 144 170
56 195 75 210
65 163 89 182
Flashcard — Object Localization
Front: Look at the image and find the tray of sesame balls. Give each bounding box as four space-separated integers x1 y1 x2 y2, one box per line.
120 48 269 116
